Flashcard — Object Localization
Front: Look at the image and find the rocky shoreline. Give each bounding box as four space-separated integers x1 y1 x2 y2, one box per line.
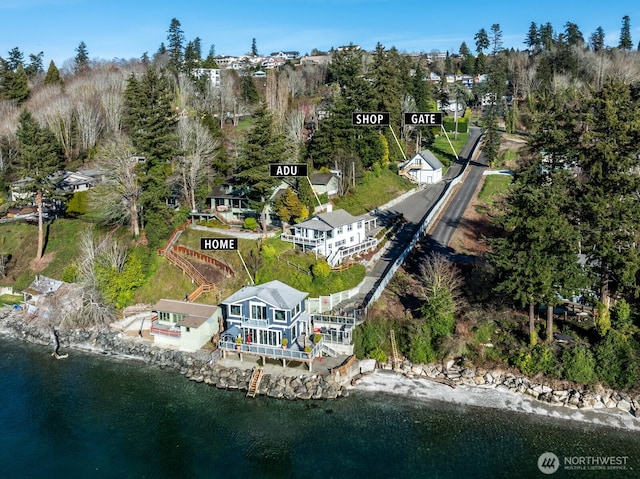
1 306 639 423
0 307 350 400
371 359 640 418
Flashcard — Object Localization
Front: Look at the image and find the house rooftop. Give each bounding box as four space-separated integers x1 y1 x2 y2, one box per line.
310 173 335 185
221 280 308 310
152 299 219 328
405 150 444 170
295 209 363 231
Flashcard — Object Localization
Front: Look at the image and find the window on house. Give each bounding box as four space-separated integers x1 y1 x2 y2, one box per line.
350 236 354 242
347 224 353 231
337 227 343 234
357 221 363 229
274 310 287 322
251 303 267 320
230 304 241 316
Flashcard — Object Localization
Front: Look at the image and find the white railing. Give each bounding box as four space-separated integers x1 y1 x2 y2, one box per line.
280 234 323 246
218 340 321 361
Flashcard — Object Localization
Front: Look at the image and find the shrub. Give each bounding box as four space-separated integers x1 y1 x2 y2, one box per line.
261 244 276 260
243 217 258 230
311 259 331 280
65 191 90 216
562 345 596 384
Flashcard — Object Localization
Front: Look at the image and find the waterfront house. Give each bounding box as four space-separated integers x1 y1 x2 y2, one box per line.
280 209 378 266
218 280 326 370
399 150 444 184
150 299 222 352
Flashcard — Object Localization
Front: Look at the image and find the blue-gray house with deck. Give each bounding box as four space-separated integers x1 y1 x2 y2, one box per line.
218 280 323 369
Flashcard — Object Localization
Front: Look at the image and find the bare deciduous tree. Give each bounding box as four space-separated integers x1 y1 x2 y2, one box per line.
31 86 75 160
176 115 219 211
90 135 141 236
0 101 19 173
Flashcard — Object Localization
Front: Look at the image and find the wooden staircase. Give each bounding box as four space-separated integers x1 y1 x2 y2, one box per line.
390 329 401 371
246 367 264 398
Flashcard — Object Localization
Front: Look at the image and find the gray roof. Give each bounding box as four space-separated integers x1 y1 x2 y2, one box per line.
415 150 444 170
222 280 308 310
295 209 359 231
310 173 335 185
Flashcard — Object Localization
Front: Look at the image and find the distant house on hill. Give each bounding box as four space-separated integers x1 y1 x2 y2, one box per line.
399 150 444 184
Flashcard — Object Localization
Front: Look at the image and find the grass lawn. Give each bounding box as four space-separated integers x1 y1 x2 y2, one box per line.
0 218 93 290
431 132 469 166
332 167 414 215
175 228 365 298
476 174 513 214
0 293 22 305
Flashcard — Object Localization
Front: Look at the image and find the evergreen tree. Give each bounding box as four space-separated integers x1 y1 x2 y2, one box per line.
6 47 23 70
240 74 260 104
14 110 63 260
525 22 540 50
576 80 640 301
589 27 605 52
43 60 62 86
564 22 584 46
539 23 555 50
489 24 503 56
123 68 178 245
167 18 185 72
459 41 471 57
184 41 199 72
369 43 403 161
25 52 44 78
8 64 29 103
619 15 633 50
74 41 89 73
474 28 489 54
251 38 258 56
234 102 286 229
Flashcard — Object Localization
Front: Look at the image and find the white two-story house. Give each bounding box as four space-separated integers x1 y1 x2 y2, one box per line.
399 150 444 184
280 209 378 266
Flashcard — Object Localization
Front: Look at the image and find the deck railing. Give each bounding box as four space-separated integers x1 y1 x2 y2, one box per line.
280 234 323 246
218 340 322 361
150 321 181 338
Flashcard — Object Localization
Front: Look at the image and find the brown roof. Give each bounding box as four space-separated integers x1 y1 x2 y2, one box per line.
152 299 219 319
179 315 211 328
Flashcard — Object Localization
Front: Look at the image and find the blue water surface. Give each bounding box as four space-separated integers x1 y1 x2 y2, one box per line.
0 338 638 479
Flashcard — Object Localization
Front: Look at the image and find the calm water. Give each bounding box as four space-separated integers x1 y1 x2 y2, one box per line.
0 338 638 479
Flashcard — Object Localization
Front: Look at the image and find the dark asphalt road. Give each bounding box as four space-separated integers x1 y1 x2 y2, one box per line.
339 127 484 312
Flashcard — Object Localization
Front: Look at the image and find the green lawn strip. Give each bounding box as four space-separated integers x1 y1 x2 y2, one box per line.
332 168 414 216
430 132 469 166
478 174 512 205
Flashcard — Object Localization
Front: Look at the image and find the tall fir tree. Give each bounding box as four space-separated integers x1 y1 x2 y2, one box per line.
166 18 185 73
619 15 633 50
15 110 63 260
123 68 178 245
234 102 286 230
74 41 89 73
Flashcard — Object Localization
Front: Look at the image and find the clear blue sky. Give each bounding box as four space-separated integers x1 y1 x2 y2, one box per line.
1 0 639 67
